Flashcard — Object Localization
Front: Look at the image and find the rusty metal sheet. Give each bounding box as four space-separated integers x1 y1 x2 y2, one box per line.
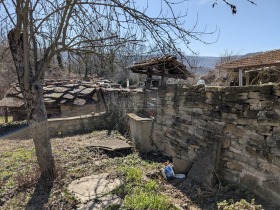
90 139 132 151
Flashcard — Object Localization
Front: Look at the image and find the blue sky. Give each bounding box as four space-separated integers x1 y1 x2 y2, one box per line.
141 0 280 56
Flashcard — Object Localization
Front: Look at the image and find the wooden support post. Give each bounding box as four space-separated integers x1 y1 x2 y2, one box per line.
246 73 250 86
239 69 243 87
5 108 8 123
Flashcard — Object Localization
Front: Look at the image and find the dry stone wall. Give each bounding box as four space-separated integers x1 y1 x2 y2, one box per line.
1 113 107 139
153 84 280 205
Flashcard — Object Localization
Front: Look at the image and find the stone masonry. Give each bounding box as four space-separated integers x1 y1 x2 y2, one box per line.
153 84 280 206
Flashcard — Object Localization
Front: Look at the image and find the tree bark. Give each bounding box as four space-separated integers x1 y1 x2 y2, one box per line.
8 28 55 180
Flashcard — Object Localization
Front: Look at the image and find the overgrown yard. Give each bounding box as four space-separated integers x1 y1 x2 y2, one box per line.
0 131 276 210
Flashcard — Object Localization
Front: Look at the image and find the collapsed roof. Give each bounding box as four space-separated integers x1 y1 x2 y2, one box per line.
127 55 190 79
0 79 113 108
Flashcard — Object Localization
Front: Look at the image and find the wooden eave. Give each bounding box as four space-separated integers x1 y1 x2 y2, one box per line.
127 56 190 79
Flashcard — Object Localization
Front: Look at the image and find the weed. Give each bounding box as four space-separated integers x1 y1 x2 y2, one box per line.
115 165 177 210
121 167 142 183
123 187 176 210
144 180 159 191
217 198 264 210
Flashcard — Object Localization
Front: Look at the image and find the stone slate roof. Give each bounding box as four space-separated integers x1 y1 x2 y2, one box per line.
127 55 190 79
216 49 280 70
0 79 112 108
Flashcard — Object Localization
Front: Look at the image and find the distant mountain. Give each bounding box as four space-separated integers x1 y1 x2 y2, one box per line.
185 52 263 75
183 56 219 74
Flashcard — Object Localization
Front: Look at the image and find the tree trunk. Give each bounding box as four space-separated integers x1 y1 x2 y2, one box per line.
8 28 55 180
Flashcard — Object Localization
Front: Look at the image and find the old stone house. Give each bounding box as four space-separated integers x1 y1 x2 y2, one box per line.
216 49 280 86
0 79 112 121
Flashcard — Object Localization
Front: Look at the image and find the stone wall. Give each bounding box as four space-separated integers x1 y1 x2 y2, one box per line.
61 104 98 117
1 113 107 139
153 84 280 205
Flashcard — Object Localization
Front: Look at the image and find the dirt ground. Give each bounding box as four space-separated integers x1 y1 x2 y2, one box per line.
0 131 277 210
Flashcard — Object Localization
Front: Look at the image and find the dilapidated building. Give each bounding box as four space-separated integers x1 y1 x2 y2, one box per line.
0 79 109 121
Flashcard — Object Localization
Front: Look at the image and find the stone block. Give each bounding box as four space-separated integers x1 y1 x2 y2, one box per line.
242 98 260 105
205 91 213 99
249 104 264 111
273 126 280 135
225 161 243 172
245 125 272 136
227 102 249 111
222 113 238 121
236 118 258 126
230 151 258 168
266 136 279 147
225 124 244 138
258 119 280 127
244 130 265 146
221 139 231 150
262 180 280 195
173 157 192 174
243 110 259 118
206 121 224 134
273 89 280 96
218 168 240 183
273 156 280 167
240 173 259 191
238 92 248 99
255 185 280 206
229 146 242 155
192 118 207 127
185 144 218 188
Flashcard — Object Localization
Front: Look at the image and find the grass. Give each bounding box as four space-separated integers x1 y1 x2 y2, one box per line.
0 131 275 210
0 116 12 124
217 199 264 210
114 166 177 210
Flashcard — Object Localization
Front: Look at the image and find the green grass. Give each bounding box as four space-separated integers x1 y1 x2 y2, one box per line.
114 165 177 210
0 116 12 124
0 131 270 210
0 148 36 195
124 187 174 210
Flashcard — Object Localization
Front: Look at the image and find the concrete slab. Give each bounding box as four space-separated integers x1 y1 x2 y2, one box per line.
90 139 132 151
68 173 122 203
78 195 121 210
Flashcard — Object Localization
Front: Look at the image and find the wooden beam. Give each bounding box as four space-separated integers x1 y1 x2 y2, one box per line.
239 69 243 87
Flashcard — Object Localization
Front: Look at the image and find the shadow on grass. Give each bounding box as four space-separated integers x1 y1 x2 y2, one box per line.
139 152 171 163
25 176 53 210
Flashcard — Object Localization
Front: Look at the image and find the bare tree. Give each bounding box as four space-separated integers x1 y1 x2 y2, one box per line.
212 0 256 14
218 49 241 64
0 0 216 180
